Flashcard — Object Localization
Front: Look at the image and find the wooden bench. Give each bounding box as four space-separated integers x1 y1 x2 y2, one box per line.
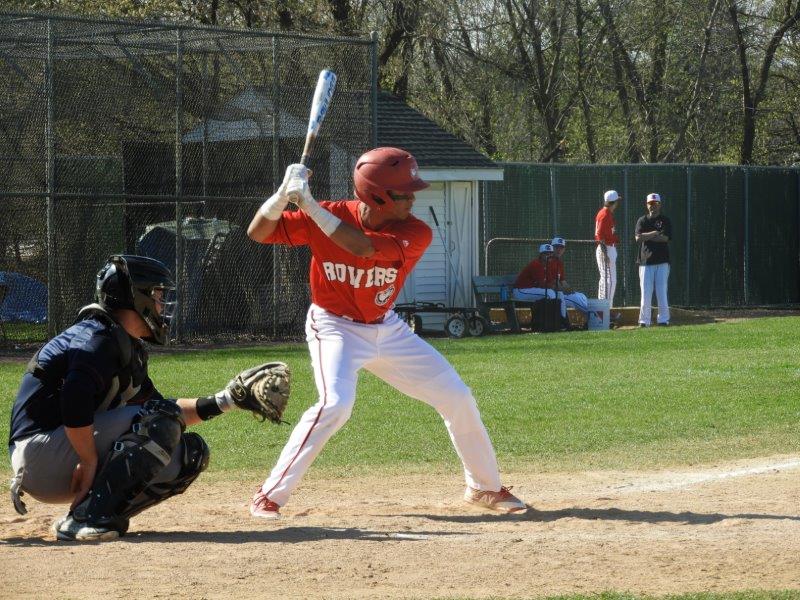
472 275 538 333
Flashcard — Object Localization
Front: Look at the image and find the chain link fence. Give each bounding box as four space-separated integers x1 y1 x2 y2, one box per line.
0 11 376 345
481 164 800 308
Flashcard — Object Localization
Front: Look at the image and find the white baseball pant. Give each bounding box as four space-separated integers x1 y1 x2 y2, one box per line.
562 291 589 315
259 304 503 506
596 245 617 305
512 287 566 317
638 263 670 325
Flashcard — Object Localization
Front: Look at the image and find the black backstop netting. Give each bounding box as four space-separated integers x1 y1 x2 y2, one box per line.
0 11 374 344
482 164 800 308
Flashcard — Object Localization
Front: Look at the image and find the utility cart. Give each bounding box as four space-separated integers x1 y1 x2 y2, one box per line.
394 302 489 338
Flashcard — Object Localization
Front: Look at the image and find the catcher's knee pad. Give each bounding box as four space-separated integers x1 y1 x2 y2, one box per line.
120 432 210 519
73 399 185 525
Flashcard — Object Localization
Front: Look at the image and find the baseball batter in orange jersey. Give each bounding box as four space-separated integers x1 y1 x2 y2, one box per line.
246 147 526 519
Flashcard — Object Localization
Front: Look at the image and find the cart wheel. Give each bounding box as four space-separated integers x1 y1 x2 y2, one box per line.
468 315 487 337
445 315 467 338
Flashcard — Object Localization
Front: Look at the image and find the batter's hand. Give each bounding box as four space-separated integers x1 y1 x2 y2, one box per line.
286 174 315 209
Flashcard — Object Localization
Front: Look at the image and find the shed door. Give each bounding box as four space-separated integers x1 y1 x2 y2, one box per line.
448 181 475 308
396 183 448 329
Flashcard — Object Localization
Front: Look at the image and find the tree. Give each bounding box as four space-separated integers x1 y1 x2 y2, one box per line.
726 0 800 164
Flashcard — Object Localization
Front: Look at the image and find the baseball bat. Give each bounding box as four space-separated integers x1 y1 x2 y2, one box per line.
300 69 338 166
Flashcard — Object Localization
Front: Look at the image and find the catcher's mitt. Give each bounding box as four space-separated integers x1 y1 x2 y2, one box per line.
224 362 290 423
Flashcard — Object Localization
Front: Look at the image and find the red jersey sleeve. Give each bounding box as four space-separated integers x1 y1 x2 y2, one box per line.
365 219 432 264
263 208 312 246
594 208 619 244
515 260 545 289
545 259 563 287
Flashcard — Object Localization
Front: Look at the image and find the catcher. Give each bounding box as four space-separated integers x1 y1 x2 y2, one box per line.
7 255 290 542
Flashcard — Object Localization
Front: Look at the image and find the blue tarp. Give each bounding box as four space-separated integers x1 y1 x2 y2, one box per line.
0 271 47 323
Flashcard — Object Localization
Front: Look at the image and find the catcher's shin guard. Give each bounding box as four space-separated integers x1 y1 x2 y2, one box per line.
71 399 185 531
120 432 210 519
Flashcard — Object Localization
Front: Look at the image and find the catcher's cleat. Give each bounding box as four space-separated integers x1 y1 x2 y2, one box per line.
464 486 528 514
52 513 128 542
250 488 281 520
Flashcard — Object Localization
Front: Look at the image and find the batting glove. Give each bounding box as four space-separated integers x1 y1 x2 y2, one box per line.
286 176 341 236
259 164 309 220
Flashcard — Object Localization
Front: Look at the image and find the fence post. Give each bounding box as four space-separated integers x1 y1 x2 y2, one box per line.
45 18 56 337
622 166 630 306
685 166 691 305
549 165 558 235
174 27 185 342
743 168 749 305
272 35 281 338
370 31 379 149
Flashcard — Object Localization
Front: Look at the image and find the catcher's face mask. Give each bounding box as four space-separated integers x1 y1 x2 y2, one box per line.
98 255 176 345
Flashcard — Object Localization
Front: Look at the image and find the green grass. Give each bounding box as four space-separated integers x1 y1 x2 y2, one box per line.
1 321 47 344
2 318 799 478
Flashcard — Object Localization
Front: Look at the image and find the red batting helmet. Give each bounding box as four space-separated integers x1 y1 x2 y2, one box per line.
353 147 429 212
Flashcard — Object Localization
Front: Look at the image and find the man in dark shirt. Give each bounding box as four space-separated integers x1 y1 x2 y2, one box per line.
634 193 672 326
8 255 289 542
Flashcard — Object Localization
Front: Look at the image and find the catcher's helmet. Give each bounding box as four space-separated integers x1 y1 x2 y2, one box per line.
96 255 176 345
353 147 429 212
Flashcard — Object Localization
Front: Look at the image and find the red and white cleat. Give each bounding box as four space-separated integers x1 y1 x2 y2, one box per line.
250 488 282 520
464 485 528 513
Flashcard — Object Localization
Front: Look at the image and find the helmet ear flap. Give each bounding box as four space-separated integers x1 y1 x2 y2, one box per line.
97 256 134 310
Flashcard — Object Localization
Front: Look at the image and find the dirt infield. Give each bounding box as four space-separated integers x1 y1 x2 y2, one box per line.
2 455 799 599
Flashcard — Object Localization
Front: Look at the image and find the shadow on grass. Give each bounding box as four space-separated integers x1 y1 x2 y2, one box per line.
407 506 800 525
1 526 473 547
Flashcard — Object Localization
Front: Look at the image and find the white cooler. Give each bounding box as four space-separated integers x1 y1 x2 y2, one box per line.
586 299 611 331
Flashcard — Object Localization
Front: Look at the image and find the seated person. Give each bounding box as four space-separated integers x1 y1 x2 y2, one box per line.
513 243 563 303
550 237 589 321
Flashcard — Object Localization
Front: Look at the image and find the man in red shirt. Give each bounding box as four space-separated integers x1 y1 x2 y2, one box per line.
246 147 526 519
513 243 568 327
513 243 559 299
594 190 621 306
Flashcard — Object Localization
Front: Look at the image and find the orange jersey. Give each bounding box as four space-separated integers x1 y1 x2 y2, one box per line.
263 200 432 322
515 257 563 289
549 258 565 286
594 207 619 245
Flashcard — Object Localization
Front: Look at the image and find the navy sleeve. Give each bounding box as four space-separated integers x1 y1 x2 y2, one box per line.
60 333 120 428
126 376 164 405
634 216 645 236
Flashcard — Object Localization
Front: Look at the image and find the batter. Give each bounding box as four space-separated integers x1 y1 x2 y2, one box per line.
246 147 526 518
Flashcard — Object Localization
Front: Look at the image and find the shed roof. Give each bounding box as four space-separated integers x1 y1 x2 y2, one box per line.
377 91 498 170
